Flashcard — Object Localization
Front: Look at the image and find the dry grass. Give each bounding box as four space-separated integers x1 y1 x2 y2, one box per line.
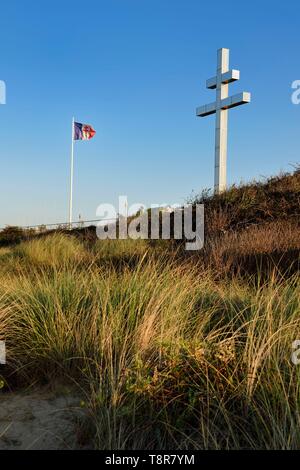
0 170 299 449
0 234 299 449
13 233 88 267
203 219 300 276
193 169 300 234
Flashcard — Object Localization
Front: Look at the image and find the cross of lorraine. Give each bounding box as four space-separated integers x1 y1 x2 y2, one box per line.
196 48 251 194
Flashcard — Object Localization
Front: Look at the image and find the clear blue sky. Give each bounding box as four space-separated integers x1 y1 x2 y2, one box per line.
0 0 299 226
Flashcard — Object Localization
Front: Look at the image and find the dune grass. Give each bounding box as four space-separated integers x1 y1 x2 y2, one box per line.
0 234 299 449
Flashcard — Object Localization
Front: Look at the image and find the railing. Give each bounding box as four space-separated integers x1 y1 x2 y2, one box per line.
0 218 118 232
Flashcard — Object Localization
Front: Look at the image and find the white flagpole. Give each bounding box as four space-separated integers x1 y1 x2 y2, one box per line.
69 117 75 229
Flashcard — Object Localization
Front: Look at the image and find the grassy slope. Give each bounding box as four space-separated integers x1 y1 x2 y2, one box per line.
192 169 300 277
0 170 299 449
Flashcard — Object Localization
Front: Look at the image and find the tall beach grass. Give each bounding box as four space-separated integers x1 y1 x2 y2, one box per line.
0 234 299 449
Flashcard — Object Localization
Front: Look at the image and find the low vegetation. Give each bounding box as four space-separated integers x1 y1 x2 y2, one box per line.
0 170 299 449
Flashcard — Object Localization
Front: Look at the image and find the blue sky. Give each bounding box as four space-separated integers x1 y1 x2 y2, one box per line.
0 0 299 226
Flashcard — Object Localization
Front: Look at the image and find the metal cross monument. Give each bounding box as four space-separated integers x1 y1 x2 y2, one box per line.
196 48 251 194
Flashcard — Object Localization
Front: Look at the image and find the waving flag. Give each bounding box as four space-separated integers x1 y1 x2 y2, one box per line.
69 118 96 229
74 122 96 141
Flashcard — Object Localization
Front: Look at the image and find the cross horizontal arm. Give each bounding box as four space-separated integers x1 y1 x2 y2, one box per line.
196 91 251 117
221 91 251 110
196 101 217 117
206 69 240 89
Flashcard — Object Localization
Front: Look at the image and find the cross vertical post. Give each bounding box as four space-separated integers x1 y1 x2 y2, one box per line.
196 48 251 194
215 48 229 193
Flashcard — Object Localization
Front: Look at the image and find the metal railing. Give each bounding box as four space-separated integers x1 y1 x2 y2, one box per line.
0 217 118 232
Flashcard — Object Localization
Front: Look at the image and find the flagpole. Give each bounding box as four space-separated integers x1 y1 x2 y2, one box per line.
69 117 75 229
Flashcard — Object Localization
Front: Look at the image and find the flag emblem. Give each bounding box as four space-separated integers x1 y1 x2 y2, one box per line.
74 122 96 141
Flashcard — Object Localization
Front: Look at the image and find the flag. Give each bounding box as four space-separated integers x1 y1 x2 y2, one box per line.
74 122 96 141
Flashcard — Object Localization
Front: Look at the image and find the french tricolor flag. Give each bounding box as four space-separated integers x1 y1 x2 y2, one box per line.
74 122 96 141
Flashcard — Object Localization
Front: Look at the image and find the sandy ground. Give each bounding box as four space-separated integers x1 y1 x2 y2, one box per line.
0 389 87 450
